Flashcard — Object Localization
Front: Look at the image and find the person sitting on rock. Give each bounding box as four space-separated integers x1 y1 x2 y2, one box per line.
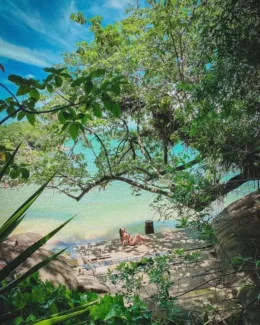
119 227 149 247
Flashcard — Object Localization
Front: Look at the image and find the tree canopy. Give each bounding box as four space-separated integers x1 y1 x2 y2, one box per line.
1 0 259 216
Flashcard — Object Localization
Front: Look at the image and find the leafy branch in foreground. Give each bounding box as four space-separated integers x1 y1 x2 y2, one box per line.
0 67 126 132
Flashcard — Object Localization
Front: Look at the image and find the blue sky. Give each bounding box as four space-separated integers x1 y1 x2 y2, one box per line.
0 0 131 97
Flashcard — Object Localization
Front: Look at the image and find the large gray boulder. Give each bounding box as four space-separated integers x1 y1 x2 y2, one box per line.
212 190 260 267
212 190 260 324
0 233 109 293
0 233 79 289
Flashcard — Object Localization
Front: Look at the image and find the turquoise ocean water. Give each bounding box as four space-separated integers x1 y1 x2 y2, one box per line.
0 138 256 246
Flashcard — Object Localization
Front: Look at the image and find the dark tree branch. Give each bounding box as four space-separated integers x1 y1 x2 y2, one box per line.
85 128 113 175
76 175 116 201
117 147 132 164
114 175 172 197
146 158 200 181
71 171 173 202
210 174 250 202
0 83 21 106
0 108 22 125
82 133 106 176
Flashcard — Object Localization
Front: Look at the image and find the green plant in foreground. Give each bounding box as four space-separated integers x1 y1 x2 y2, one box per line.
108 255 202 325
0 272 152 325
0 272 90 324
0 145 74 295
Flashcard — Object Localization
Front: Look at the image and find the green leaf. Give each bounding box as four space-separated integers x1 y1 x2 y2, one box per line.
26 113 36 126
49 303 58 315
10 168 20 179
76 113 85 120
54 75 62 87
32 286 46 303
92 103 102 118
76 47 85 55
58 111 67 124
43 67 57 73
5 97 14 103
8 74 24 86
103 99 112 111
20 167 30 179
84 81 93 95
35 82 45 90
60 122 70 133
47 85 54 93
62 111 74 121
108 84 121 96
14 292 27 310
14 316 23 325
17 111 26 121
7 105 16 117
67 107 76 118
70 11 87 25
69 123 79 140
89 69 106 79
0 143 21 181
56 68 66 73
32 299 100 325
26 315 37 322
16 85 30 96
76 122 85 134
78 95 86 103
111 102 120 117
81 114 89 125
71 77 85 87
29 88 40 101
45 74 54 83
60 72 71 79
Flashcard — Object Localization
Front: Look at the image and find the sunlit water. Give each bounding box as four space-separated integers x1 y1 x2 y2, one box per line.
0 139 257 246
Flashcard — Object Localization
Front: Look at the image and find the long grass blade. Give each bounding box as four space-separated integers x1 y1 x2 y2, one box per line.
0 175 54 244
32 299 100 325
0 215 25 243
0 217 74 282
0 143 21 181
3 174 54 225
0 248 66 295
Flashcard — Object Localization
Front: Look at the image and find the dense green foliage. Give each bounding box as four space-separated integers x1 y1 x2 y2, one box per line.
0 272 151 325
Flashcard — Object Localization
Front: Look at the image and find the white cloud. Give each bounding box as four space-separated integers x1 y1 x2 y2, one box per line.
25 74 35 78
87 0 129 22
2 0 72 50
0 38 61 67
105 0 129 9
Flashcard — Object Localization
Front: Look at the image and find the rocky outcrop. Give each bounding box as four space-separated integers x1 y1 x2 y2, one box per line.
212 190 260 325
0 233 79 289
0 233 109 293
78 275 109 293
212 190 260 267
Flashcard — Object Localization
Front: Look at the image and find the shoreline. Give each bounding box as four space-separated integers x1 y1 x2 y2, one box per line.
46 227 180 259
62 229 212 272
